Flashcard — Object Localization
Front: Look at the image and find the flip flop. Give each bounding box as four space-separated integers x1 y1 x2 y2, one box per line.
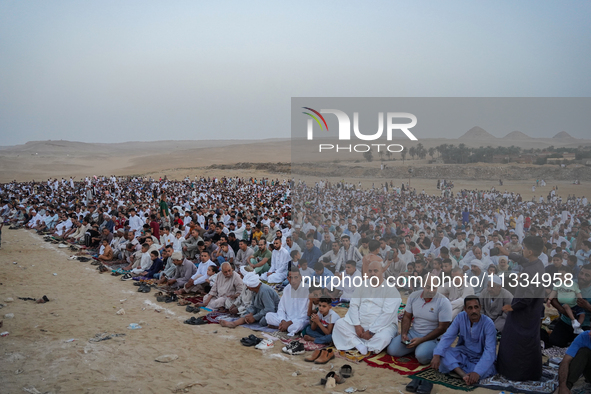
121 273 133 281
184 316 206 325
138 285 151 293
339 364 353 378
164 294 178 303
185 305 200 313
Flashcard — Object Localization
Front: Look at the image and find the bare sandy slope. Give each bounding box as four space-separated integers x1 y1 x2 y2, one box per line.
0 229 502 394
2 137 590 183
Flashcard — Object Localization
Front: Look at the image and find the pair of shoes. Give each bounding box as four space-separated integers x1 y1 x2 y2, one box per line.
340 364 353 378
406 379 433 394
121 273 133 281
185 305 200 313
241 334 263 347
138 284 151 293
305 348 334 364
320 371 346 386
255 339 274 350
282 341 305 355
98 265 109 273
164 294 178 303
184 316 207 325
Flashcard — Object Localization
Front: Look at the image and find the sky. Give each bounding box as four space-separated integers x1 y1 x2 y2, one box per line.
1 0 590 145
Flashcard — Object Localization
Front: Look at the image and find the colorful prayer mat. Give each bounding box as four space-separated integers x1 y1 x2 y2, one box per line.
410 368 476 391
477 366 559 394
204 312 228 324
279 337 328 352
364 351 429 376
335 349 367 364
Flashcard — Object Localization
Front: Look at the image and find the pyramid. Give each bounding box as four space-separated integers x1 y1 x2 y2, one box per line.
553 131 575 139
458 126 496 139
504 131 532 139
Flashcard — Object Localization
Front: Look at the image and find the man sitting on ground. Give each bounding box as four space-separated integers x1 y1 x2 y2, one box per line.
166 251 198 289
196 262 244 310
479 275 514 333
219 271 280 328
438 267 474 318
557 330 591 394
431 296 497 386
333 260 402 356
265 268 309 336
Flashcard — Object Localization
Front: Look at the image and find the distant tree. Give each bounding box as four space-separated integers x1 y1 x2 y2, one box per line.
401 150 407 164
378 150 385 161
416 143 427 159
428 147 435 160
363 150 373 162
386 151 393 161
409 146 417 160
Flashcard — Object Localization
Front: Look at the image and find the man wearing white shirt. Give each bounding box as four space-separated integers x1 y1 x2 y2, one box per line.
398 241 416 266
260 238 291 284
265 268 309 336
128 208 143 236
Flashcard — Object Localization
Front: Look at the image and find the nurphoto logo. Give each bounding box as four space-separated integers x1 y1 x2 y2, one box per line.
302 107 418 153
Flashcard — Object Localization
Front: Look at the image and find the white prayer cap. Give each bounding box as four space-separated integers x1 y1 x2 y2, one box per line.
243 273 261 288
491 275 502 285
171 251 183 260
470 259 484 269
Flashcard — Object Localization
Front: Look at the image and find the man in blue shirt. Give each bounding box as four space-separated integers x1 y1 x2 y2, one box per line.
431 296 497 386
557 330 591 394
302 237 322 268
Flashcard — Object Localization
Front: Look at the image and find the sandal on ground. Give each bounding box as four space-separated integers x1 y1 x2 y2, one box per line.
339 364 353 378
185 305 200 313
121 273 133 281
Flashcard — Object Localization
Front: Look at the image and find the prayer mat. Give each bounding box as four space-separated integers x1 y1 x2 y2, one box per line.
410 368 475 391
364 351 429 376
279 337 328 352
335 349 367 364
572 384 591 394
542 346 568 358
242 323 278 333
477 366 559 394
182 296 204 305
204 312 235 324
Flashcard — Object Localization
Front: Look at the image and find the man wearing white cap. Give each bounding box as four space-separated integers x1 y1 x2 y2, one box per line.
466 260 488 296
219 270 279 328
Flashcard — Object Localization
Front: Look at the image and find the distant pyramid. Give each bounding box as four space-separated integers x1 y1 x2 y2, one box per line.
504 130 532 139
459 126 496 139
553 131 575 139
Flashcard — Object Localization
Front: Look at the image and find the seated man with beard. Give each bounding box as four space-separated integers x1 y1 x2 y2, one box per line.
332 260 402 356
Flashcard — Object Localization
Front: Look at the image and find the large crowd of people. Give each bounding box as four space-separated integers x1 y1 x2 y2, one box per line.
1 175 590 393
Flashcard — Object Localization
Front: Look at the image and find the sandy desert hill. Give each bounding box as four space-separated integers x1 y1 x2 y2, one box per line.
1 128 590 183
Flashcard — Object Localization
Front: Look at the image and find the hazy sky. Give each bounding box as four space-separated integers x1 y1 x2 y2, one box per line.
1 1 590 145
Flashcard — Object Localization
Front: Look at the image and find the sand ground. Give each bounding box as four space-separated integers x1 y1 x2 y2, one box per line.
0 229 505 394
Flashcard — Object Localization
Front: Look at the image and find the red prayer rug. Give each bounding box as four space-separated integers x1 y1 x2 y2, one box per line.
364 351 429 375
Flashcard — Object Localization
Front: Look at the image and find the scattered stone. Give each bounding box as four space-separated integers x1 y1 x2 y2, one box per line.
116 308 125 315
4 313 14 319
155 354 178 363
5 298 14 303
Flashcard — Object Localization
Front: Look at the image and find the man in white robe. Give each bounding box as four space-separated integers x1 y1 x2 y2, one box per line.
333 260 402 355
265 268 309 336
260 238 290 284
